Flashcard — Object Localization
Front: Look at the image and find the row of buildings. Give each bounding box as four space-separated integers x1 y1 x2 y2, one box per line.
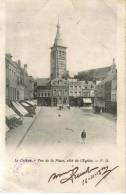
5 53 36 132
94 59 117 114
34 62 117 111
34 78 95 107
6 53 34 106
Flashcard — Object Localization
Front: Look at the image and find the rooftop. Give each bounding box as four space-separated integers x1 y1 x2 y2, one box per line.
36 78 50 86
78 66 111 80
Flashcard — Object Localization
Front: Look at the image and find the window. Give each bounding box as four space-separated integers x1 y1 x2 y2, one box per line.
14 88 16 100
17 90 19 100
58 52 61 57
6 86 8 97
58 90 62 96
12 87 14 100
38 92 40 97
9 87 11 98
53 90 56 96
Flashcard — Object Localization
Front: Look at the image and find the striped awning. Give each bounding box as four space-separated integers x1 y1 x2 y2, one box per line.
26 100 36 106
12 102 28 116
6 105 19 119
21 102 30 107
6 124 10 132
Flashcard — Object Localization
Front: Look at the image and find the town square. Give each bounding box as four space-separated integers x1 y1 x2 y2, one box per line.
5 0 117 150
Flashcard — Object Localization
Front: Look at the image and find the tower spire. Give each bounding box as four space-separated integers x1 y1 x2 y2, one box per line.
58 15 60 27
54 17 63 46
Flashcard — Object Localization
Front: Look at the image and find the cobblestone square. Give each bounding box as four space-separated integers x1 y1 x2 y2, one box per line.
14 107 116 148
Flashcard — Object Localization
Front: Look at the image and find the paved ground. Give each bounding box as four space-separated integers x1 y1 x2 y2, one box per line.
16 106 116 147
6 107 41 150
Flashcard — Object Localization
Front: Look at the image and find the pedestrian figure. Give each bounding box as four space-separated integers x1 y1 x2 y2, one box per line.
68 105 70 109
81 129 86 144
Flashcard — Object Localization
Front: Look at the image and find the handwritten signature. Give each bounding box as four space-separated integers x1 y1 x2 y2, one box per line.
48 165 119 187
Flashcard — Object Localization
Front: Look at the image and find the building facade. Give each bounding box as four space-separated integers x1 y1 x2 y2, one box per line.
68 79 95 98
28 76 34 99
23 64 29 100
16 60 25 101
6 53 34 105
6 53 18 105
68 79 95 106
93 59 117 114
36 78 51 106
51 78 69 106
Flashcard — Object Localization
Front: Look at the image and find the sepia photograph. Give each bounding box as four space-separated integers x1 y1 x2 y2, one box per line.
6 0 117 148
0 0 125 193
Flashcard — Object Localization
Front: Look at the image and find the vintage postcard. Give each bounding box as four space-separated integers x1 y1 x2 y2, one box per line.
0 0 126 192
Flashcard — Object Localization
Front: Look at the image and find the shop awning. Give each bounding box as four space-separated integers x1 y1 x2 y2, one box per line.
12 102 28 116
6 105 19 119
15 115 21 119
26 100 36 106
83 98 92 103
33 99 37 105
6 124 10 132
16 102 28 115
21 102 30 107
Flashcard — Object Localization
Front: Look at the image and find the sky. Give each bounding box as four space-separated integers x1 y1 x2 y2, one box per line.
6 0 118 78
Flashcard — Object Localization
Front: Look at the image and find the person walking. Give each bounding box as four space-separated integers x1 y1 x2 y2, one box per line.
81 129 86 144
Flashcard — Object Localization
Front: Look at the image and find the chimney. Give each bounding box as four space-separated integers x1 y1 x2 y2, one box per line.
24 64 27 72
18 60 21 67
113 58 115 65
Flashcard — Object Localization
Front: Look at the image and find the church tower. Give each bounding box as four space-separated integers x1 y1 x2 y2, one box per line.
50 20 67 79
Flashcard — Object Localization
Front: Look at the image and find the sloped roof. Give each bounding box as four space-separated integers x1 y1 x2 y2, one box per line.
97 65 117 86
78 66 111 80
103 65 117 82
36 78 50 86
5 53 17 68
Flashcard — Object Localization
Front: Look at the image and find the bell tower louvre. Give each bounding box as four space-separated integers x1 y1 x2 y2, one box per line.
50 20 67 79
